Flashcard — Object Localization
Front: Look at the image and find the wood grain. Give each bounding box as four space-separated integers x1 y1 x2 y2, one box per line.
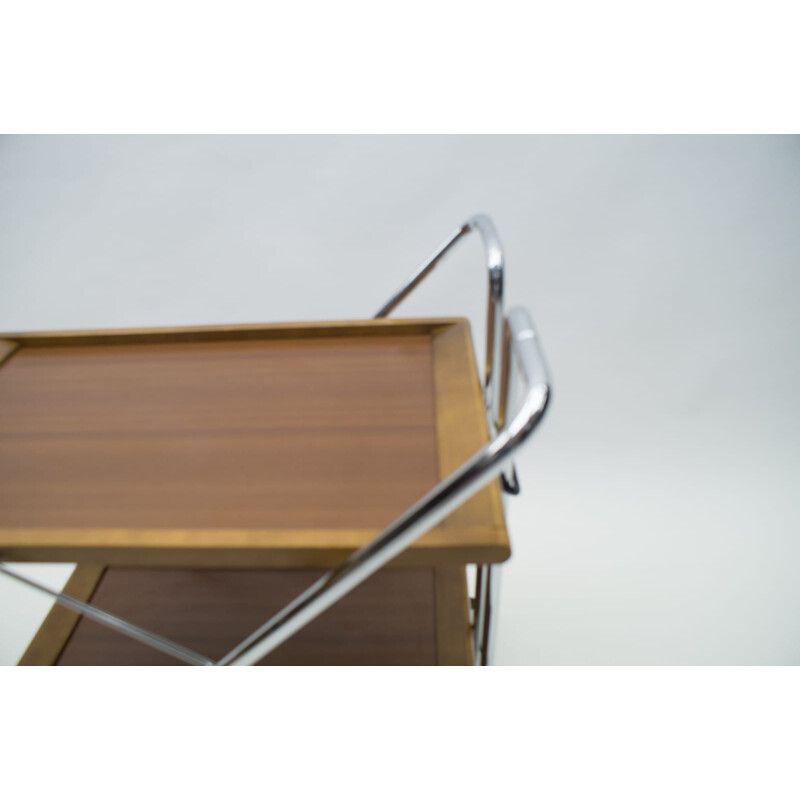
0 335 437 528
56 567 438 666
0 319 509 566
7 320 502 666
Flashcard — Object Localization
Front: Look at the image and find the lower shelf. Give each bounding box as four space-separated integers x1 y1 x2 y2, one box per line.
21 564 474 666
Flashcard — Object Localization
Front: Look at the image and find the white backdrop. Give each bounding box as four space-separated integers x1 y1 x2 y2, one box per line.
1 135 798 665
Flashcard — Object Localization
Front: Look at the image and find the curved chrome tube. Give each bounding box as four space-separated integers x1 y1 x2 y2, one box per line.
0 218 549 667
375 214 505 429
375 214 519 493
0 307 549 668
218 306 550 666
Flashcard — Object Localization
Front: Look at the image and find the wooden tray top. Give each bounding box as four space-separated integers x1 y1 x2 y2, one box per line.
0 319 509 568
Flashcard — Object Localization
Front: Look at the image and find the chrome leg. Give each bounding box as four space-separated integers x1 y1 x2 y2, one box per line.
376 216 545 668
218 309 549 666
375 213 505 433
0 218 549 668
474 563 502 665
483 564 502 665
474 563 488 665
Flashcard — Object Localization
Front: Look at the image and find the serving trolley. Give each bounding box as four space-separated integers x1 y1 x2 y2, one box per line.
0 214 550 666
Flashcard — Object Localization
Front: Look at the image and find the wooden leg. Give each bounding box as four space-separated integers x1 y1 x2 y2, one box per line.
18 564 106 666
434 566 474 665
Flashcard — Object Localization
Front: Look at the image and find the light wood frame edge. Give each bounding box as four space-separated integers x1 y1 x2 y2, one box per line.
429 320 510 558
0 318 460 347
0 340 19 366
0 319 509 567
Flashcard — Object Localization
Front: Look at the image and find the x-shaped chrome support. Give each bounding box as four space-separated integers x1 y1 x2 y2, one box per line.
1 215 550 666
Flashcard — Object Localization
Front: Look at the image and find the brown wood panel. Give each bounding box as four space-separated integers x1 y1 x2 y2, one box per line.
0 335 438 530
0 319 509 566
56 567 437 666
18 565 106 665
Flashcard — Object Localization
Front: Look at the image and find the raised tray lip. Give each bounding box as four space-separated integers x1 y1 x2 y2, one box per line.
0 316 468 346
0 317 510 567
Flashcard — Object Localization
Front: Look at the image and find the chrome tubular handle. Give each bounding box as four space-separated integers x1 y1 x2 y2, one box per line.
375 213 505 429
218 306 550 666
0 308 549 667
1 219 547 667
